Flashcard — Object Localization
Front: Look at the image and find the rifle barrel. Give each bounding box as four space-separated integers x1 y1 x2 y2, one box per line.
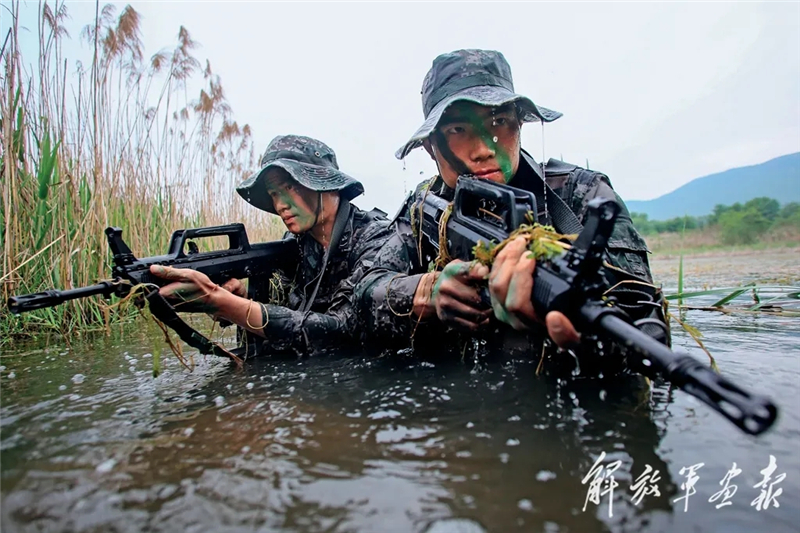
596 313 777 435
8 281 116 314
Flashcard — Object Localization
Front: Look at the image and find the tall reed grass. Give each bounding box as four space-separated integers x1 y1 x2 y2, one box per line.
1 1 284 340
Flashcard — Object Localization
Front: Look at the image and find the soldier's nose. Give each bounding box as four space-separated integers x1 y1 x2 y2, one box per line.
471 138 496 161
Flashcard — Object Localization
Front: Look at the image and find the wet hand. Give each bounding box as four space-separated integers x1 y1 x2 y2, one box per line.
220 278 246 298
148 265 220 313
425 260 492 331
488 236 580 347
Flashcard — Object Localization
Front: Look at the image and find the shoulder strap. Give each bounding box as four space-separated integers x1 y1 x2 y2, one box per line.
145 289 242 366
520 150 584 234
301 201 352 314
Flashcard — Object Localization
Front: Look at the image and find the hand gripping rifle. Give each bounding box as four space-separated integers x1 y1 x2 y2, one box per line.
8 224 298 361
418 178 778 435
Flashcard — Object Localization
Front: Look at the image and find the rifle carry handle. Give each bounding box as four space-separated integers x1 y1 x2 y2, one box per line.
167 223 251 258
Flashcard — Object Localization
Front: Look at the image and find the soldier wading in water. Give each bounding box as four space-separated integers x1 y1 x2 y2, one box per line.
150 135 392 356
356 49 669 373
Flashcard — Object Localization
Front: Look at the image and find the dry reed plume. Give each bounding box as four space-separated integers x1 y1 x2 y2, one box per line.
1 1 284 339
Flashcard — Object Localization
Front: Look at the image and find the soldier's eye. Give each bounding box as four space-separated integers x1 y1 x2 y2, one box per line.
444 125 466 135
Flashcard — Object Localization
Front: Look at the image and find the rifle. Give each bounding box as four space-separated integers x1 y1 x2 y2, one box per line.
8 224 298 361
418 177 778 436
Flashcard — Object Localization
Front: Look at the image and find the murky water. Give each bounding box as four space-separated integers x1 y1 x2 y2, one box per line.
2 250 799 533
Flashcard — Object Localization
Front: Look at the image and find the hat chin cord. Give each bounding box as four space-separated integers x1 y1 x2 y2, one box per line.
313 192 324 243
541 121 549 222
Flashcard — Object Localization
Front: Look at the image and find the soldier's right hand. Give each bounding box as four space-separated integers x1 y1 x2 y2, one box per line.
220 278 246 298
415 260 492 331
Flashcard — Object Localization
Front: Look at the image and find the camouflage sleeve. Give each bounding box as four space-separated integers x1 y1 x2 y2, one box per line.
575 177 654 282
354 219 430 346
256 218 395 354
557 174 671 377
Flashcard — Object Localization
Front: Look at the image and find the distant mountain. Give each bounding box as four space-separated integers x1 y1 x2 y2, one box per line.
625 152 800 220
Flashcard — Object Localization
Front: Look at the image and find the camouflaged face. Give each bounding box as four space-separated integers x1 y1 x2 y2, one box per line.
260 135 339 170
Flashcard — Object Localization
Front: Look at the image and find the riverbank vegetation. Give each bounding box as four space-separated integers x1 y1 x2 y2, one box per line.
634 197 800 254
1 1 283 340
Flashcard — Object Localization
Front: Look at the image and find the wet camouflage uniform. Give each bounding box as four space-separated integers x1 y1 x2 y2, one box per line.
249 208 391 355
355 50 668 374
236 135 392 355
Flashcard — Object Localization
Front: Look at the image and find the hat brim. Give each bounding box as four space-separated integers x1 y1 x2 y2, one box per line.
236 159 364 214
395 86 562 160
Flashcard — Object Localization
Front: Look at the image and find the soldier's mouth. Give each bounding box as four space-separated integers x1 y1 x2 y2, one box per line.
473 169 503 180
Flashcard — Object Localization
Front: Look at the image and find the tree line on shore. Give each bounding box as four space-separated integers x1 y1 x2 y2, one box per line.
631 197 800 245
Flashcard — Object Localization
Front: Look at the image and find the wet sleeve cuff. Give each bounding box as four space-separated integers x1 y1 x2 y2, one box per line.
384 273 425 316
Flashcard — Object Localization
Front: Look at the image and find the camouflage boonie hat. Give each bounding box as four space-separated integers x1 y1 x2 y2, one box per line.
395 49 563 160
237 135 364 214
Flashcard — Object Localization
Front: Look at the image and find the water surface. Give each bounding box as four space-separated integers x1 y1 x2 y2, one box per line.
1 250 798 532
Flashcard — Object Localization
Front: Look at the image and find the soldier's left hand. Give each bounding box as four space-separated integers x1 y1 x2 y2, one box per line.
149 265 221 314
488 236 581 348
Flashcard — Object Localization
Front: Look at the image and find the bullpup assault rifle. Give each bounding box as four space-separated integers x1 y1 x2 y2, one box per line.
8 224 298 360
418 177 778 436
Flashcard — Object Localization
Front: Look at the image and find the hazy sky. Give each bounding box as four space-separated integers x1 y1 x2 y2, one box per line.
7 1 800 215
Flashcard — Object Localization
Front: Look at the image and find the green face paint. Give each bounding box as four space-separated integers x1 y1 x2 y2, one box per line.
467 108 516 183
265 172 319 233
435 102 519 185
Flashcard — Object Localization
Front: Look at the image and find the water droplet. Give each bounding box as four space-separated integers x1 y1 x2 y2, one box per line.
599 390 607 401
426 518 486 533
506 438 520 447
95 459 116 473
214 395 225 407
246 382 254 390
58 384 67 391
518 499 534 511
71 373 85 384
492 136 498 143
536 470 557 481
466 422 475 428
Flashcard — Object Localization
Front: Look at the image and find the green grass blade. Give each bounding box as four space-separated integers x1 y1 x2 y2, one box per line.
710 287 754 308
